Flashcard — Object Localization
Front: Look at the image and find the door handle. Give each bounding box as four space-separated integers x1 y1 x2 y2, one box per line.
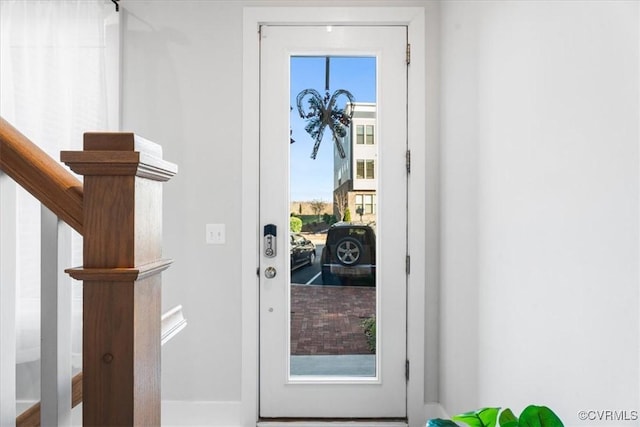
264 266 277 279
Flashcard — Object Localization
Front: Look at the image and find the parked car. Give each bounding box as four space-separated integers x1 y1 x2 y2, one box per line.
290 233 316 270
320 223 376 286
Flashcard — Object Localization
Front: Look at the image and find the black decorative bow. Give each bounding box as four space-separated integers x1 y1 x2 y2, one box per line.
296 88 355 159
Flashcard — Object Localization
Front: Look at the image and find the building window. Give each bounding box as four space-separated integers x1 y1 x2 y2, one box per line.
355 194 376 214
356 124 375 145
356 125 364 144
365 125 374 144
356 159 375 179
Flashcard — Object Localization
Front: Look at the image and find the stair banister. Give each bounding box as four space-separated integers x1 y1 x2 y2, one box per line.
1 118 179 426
0 118 83 234
62 132 177 426
0 173 18 427
1 117 82 427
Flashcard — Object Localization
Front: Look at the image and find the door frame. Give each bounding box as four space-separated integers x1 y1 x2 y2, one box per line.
242 7 426 426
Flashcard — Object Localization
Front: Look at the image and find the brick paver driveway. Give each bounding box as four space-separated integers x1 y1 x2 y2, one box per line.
290 285 375 355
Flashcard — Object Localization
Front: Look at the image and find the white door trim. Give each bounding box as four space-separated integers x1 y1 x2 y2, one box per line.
242 7 426 426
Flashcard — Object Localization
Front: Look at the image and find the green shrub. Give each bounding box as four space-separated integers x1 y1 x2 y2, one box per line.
361 317 376 353
290 216 302 233
323 213 337 225
343 207 352 222
296 215 319 226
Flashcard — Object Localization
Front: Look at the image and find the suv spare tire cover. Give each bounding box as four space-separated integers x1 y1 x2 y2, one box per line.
335 237 363 266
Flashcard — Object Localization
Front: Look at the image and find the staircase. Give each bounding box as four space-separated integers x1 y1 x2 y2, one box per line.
0 117 181 426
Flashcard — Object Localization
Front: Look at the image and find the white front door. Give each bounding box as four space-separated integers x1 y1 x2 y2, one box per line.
259 25 407 419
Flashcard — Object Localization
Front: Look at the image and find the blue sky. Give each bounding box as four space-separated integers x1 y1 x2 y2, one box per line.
289 56 376 203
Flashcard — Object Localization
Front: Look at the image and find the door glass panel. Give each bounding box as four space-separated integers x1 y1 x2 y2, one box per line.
289 56 377 378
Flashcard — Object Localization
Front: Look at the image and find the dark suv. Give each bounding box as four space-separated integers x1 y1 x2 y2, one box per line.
320 222 376 286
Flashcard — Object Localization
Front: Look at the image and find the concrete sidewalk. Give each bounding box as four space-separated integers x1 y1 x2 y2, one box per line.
290 354 376 376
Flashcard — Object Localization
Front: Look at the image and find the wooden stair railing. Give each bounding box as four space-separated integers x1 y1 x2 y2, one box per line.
63 132 177 426
0 117 83 234
1 116 84 426
16 306 187 427
16 305 187 427
1 118 177 426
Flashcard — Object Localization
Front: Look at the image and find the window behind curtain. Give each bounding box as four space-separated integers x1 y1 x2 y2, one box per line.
0 0 119 403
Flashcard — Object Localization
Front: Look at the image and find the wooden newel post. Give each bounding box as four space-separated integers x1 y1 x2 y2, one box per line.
61 133 177 426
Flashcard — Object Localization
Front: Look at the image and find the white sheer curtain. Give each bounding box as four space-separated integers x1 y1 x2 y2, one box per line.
0 0 118 399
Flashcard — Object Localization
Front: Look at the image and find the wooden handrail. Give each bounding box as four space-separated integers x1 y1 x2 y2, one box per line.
1 116 84 425
0 117 83 234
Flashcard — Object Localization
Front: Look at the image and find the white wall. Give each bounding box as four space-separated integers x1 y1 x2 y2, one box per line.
121 0 640 425
122 1 244 402
440 1 639 425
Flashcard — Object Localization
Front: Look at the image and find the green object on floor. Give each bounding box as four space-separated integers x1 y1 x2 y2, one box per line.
453 407 500 427
519 406 564 427
427 419 458 427
427 405 563 427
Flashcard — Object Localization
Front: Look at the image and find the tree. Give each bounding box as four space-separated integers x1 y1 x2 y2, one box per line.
310 199 326 222
334 190 348 222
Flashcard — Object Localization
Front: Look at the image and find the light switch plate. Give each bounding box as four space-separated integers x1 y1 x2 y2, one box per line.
206 223 226 244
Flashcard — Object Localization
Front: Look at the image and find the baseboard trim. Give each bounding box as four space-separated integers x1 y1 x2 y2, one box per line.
162 400 242 426
163 401 446 427
19 400 242 427
17 400 443 427
423 403 449 422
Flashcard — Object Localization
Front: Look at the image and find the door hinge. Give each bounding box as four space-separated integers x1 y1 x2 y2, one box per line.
405 360 410 381
406 43 411 65
406 255 410 275
406 149 411 173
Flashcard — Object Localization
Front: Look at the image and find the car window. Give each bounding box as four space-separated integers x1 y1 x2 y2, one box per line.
327 227 374 245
